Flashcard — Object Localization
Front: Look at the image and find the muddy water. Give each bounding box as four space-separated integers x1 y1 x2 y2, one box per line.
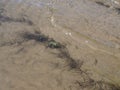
0 0 120 90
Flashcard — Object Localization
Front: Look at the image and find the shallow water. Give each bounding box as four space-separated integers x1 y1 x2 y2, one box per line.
0 0 120 90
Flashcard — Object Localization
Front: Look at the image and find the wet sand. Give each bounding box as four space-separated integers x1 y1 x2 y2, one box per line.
0 0 120 90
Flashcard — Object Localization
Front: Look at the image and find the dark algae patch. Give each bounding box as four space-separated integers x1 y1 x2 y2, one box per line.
22 31 64 49
76 79 120 90
22 32 49 42
0 10 33 25
95 1 110 8
115 7 120 14
0 16 33 25
57 48 83 69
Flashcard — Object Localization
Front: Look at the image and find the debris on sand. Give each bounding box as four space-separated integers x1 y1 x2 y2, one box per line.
47 39 62 48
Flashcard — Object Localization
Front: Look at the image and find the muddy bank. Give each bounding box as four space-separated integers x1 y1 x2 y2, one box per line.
0 0 120 90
